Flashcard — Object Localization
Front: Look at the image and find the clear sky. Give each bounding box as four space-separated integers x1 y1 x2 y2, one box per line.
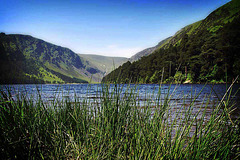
0 0 231 58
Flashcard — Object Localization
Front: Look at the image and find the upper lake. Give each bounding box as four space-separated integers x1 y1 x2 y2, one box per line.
1 83 240 119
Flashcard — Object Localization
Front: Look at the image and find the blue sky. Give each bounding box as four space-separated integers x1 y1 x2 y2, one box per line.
1 0 231 58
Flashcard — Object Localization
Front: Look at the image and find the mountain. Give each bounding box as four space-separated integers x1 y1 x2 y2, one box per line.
102 0 240 84
129 36 172 62
78 54 127 76
0 33 103 84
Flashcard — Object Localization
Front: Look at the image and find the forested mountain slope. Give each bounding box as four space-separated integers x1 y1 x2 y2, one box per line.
0 34 102 84
102 0 240 84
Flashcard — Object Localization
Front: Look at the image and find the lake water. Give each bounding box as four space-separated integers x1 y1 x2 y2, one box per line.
1 83 240 120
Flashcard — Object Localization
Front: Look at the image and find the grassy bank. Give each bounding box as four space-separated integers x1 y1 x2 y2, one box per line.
0 84 239 159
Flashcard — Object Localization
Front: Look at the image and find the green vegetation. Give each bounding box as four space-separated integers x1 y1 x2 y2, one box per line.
103 0 240 84
0 83 239 159
0 33 99 84
208 25 223 33
37 67 64 83
186 21 202 35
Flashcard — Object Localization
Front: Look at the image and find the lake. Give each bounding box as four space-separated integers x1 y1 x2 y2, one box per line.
1 83 240 120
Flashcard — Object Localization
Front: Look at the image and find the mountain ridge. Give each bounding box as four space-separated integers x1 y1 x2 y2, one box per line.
78 54 127 76
129 36 172 62
0 33 125 84
103 0 240 84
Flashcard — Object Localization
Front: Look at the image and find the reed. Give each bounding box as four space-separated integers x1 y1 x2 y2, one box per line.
0 83 239 159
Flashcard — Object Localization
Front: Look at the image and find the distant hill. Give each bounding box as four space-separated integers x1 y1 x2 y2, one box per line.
0 33 103 84
129 36 172 62
78 54 127 76
103 0 240 84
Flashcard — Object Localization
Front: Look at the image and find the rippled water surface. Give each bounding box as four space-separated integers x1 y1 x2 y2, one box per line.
1 83 240 119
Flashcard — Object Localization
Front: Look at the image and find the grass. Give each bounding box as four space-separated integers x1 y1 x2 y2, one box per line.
0 83 239 159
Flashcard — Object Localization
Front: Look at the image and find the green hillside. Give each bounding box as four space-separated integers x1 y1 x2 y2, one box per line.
102 0 240 84
0 34 102 84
